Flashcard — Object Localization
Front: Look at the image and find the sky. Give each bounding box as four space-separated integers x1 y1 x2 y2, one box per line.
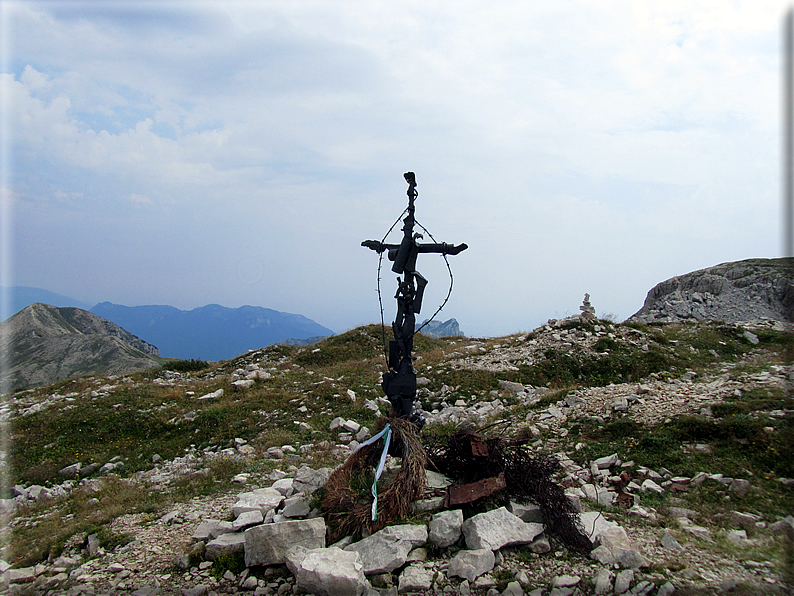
0 0 788 338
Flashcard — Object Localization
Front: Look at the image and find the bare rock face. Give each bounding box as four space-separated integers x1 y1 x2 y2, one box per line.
628 258 794 324
0 303 162 390
417 317 463 338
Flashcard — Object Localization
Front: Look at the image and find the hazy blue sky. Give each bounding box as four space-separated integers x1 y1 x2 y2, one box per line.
0 1 787 337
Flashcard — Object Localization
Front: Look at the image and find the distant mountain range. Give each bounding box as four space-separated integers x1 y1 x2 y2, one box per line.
89 302 333 361
1 286 93 317
2 287 335 361
1 303 163 391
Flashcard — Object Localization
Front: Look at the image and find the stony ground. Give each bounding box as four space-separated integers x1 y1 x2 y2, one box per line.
4 317 793 595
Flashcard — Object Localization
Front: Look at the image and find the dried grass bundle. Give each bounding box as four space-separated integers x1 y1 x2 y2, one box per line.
322 416 427 541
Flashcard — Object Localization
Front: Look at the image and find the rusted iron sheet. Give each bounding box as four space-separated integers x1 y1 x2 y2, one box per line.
470 437 489 457
446 473 506 507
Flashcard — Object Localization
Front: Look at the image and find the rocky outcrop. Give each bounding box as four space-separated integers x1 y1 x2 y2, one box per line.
0 303 162 390
628 258 794 324
417 318 463 337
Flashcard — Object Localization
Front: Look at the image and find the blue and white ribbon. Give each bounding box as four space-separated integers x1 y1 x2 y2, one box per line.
353 422 392 521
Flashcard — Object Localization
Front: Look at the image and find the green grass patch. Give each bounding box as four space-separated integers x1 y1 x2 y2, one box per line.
517 343 672 388
161 359 210 372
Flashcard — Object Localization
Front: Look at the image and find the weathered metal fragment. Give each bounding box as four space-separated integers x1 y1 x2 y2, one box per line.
446 472 506 506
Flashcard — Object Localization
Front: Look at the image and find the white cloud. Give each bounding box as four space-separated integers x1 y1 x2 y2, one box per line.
129 193 153 205
3 1 787 334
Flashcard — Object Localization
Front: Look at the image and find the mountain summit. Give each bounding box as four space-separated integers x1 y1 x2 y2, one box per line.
0 303 162 391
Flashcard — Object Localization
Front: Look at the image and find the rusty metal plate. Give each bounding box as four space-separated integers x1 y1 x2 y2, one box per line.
470 437 489 457
446 473 506 506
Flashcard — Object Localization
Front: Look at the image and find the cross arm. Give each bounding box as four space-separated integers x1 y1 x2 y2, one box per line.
416 242 468 256
361 240 400 253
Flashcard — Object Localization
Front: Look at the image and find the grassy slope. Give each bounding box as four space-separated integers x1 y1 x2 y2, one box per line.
6 321 793 578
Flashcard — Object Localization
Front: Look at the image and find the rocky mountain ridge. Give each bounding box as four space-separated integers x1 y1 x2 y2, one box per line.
628 258 793 324
0 304 163 391
418 318 463 338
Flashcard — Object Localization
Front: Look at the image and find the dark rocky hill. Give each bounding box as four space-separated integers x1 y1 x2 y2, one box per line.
0 303 162 391
628 257 794 324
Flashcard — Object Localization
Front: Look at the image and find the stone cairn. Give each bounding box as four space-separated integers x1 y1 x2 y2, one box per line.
580 293 596 320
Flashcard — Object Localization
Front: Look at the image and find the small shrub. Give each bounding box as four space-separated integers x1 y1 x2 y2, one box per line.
212 550 246 577
593 337 617 352
163 359 209 372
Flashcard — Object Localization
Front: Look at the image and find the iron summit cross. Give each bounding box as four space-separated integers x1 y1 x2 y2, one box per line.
362 172 467 426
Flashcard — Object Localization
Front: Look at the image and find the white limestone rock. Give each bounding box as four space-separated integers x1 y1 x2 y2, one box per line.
398 563 434 593
232 510 263 531
281 495 311 518
507 501 543 523
289 546 369 596
447 548 495 582
292 466 332 494
462 507 544 551
233 488 284 517
344 524 428 575
205 532 246 561
429 509 463 548
244 517 326 567
271 478 295 497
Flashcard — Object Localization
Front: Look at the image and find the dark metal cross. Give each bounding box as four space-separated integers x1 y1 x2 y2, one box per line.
362 172 467 425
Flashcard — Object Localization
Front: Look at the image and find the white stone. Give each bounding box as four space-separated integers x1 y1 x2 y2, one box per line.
271 478 295 497
640 479 664 494
290 547 368 596
593 568 613 595
341 420 361 433
233 488 284 517
551 575 580 588
613 569 634 594
593 453 618 469
244 517 326 567
429 509 463 548
462 507 543 551
205 532 247 560
281 496 311 518
398 563 434 593
232 510 263 531
660 532 683 551
198 389 223 400
344 524 428 575
447 549 495 582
